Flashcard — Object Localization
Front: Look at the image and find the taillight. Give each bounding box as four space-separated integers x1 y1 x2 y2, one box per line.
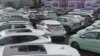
46 28 51 32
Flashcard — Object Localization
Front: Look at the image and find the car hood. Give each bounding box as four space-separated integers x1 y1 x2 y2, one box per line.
44 44 80 56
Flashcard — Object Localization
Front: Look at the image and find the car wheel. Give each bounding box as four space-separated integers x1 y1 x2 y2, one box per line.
71 42 80 50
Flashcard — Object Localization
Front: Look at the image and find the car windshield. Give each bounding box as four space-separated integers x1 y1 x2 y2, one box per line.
3 45 47 56
0 35 39 45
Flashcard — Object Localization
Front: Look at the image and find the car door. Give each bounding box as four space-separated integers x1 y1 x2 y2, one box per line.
78 32 99 51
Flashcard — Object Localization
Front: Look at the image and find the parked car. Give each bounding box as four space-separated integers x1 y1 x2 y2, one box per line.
36 20 66 42
69 29 100 54
2 43 80 56
68 12 94 26
0 15 29 22
0 29 51 45
57 15 83 34
0 21 34 31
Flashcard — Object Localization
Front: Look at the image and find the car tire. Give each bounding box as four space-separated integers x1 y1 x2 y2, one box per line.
71 42 80 50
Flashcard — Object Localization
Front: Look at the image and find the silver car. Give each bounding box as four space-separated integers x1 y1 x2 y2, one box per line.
36 20 66 42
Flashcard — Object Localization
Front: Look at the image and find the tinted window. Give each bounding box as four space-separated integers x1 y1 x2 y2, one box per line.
14 24 26 28
84 32 98 39
3 45 47 56
11 36 38 43
0 35 38 45
0 24 12 31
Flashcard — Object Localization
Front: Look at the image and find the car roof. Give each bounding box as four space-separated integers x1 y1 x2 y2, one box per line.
0 29 40 37
42 20 60 25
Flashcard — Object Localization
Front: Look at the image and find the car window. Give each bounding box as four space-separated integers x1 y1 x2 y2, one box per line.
11 35 38 43
0 37 12 45
39 22 45 25
84 32 98 39
0 24 12 31
57 18 67 22
3 45 47 56
0 35 38 45
13 24 26 28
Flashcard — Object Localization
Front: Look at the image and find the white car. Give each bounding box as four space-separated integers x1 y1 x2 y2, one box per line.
0 29 51 45
36 20 66 42
0 21 34 32
2 43 80 56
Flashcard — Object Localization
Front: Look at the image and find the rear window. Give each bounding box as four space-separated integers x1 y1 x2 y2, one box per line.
11 35 39 43
14 24 26 28
3 45 47 56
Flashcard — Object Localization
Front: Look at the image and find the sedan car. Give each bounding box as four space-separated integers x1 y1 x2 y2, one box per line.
68 12 94 27
2 43 80 56
0 29 51 45
57 15 83 34
36 20 66 42
69 29 100 54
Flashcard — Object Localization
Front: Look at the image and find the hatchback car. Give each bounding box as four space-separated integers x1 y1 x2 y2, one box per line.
0 29 51 45
1 43 80 56
69 29 100 54
36 20 66 42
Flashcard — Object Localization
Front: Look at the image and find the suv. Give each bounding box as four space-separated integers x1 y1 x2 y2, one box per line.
0 29 51 45
0 21 33 32
0 15 29 22
2 43 80 56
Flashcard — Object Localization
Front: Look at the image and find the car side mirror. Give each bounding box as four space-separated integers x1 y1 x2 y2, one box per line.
80 35 85 39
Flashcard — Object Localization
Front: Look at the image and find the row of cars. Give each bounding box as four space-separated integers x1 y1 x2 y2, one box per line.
0 7 81 56
69 20 100 54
